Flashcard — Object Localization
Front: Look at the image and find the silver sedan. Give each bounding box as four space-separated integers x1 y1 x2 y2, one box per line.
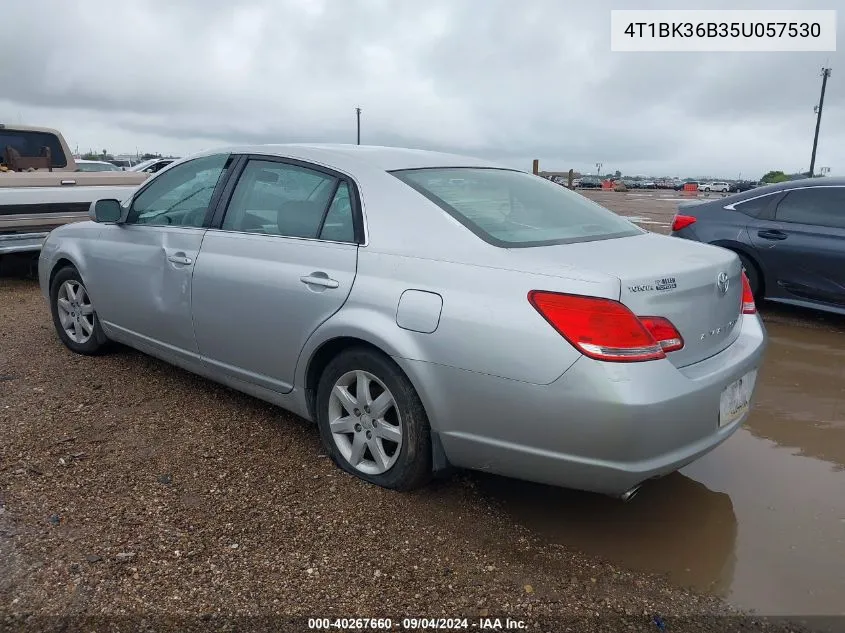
38 145 767 499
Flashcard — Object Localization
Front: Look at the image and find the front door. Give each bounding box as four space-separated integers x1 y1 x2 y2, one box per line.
191 156 361 393
88 153 232 355
749 186 845 307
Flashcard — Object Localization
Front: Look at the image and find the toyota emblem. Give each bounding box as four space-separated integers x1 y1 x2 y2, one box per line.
716 272 730 295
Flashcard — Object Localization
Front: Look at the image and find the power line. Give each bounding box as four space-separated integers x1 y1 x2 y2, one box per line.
809 67 831 177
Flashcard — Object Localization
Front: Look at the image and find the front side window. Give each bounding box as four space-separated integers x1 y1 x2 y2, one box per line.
127 154 230 227
775 187 845 229
222 159 354 240
393 168 642 247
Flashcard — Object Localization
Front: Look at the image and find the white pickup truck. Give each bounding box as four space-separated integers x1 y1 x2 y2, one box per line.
0 124 150 254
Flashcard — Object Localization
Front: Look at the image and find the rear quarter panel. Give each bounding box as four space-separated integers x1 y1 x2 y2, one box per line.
298 250 620 389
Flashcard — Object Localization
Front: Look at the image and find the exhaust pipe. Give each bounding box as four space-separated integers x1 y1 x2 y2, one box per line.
619 485 642 503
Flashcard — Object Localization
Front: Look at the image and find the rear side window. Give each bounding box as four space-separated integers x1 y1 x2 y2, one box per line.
730 193 776 217
0 130 68 168
392 168 642 247
319 182 355 242
221 159 356 241
775 187 845 229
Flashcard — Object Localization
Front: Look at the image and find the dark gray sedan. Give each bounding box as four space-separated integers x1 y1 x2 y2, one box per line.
671 178 845 315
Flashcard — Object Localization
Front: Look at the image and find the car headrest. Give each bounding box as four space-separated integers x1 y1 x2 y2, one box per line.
277 200 323 238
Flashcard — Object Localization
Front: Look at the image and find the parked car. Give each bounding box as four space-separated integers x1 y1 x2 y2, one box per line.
700 181 730 193
577 176 601 189
0 124 149 254
670 178 845 314
75 159 123 172
107 159 136 170
729 180 759 193
130 158 176 174
39 145 766 499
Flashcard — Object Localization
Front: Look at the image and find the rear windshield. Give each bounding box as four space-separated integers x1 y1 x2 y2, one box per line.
0 130 68 168
392 167 642 247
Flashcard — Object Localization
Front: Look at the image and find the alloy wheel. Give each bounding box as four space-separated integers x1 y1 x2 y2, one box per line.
56 280 95 344
327 370 403 475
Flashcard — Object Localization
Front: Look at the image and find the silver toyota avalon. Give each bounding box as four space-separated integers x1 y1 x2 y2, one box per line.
38 145 767 499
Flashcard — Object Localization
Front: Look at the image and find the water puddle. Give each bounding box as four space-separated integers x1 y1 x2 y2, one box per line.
476 321 845 616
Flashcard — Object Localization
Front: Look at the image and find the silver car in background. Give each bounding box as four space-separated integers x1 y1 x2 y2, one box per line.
38 145 767 498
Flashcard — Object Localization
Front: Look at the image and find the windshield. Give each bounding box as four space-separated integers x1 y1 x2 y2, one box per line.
392 167 642 247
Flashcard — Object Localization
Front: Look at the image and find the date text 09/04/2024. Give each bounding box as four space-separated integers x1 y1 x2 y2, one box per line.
307 617 528 630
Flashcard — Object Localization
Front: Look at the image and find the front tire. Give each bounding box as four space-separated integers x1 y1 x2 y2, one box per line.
49 266 109 355
315 347 432 491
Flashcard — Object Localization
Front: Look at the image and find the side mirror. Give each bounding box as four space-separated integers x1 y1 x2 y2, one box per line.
89 199 123 223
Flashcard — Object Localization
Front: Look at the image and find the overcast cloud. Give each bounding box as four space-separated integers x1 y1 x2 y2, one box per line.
0 0 841 178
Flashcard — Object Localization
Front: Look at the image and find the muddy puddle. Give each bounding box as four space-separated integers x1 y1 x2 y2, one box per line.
477 318 845 616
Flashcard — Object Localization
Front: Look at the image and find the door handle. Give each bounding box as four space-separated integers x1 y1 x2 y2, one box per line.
300 273 339 289
167 254 193 265
757 229 787 241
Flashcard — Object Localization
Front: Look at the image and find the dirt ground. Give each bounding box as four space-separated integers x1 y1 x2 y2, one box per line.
0 191 840 632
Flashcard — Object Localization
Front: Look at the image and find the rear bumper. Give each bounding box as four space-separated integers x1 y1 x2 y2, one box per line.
401 313 767 496
0 232 47 254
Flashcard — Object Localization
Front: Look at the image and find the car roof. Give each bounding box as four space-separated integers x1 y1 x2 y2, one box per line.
76 159 113 164
198 143 507 172
743 176 845 196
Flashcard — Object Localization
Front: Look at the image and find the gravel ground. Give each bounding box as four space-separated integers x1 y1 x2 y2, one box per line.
0 274 810 633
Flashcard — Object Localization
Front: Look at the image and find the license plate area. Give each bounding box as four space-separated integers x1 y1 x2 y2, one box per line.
719 369 757 427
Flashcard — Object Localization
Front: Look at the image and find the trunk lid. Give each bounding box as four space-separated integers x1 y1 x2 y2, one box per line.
501 233 744 367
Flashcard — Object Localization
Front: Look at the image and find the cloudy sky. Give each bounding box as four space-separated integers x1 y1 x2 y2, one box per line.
0 0 841 178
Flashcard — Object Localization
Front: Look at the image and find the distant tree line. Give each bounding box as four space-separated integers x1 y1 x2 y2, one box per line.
760 170 813 184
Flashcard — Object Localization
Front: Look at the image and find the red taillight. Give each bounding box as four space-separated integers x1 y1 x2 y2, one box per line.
527 291 684 363
741 271 756 314
639 316 685 352
671 214 697 232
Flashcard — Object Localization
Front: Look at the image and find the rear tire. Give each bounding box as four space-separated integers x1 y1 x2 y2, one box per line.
315 347 432 491
49 266 110 355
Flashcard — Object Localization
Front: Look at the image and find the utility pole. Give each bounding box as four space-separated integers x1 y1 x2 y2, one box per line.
809 67 832 177
595 162 602 178
355 107 361 145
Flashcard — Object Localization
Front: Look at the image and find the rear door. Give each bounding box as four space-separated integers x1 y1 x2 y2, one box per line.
191 156 361 393
748 186 845 306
